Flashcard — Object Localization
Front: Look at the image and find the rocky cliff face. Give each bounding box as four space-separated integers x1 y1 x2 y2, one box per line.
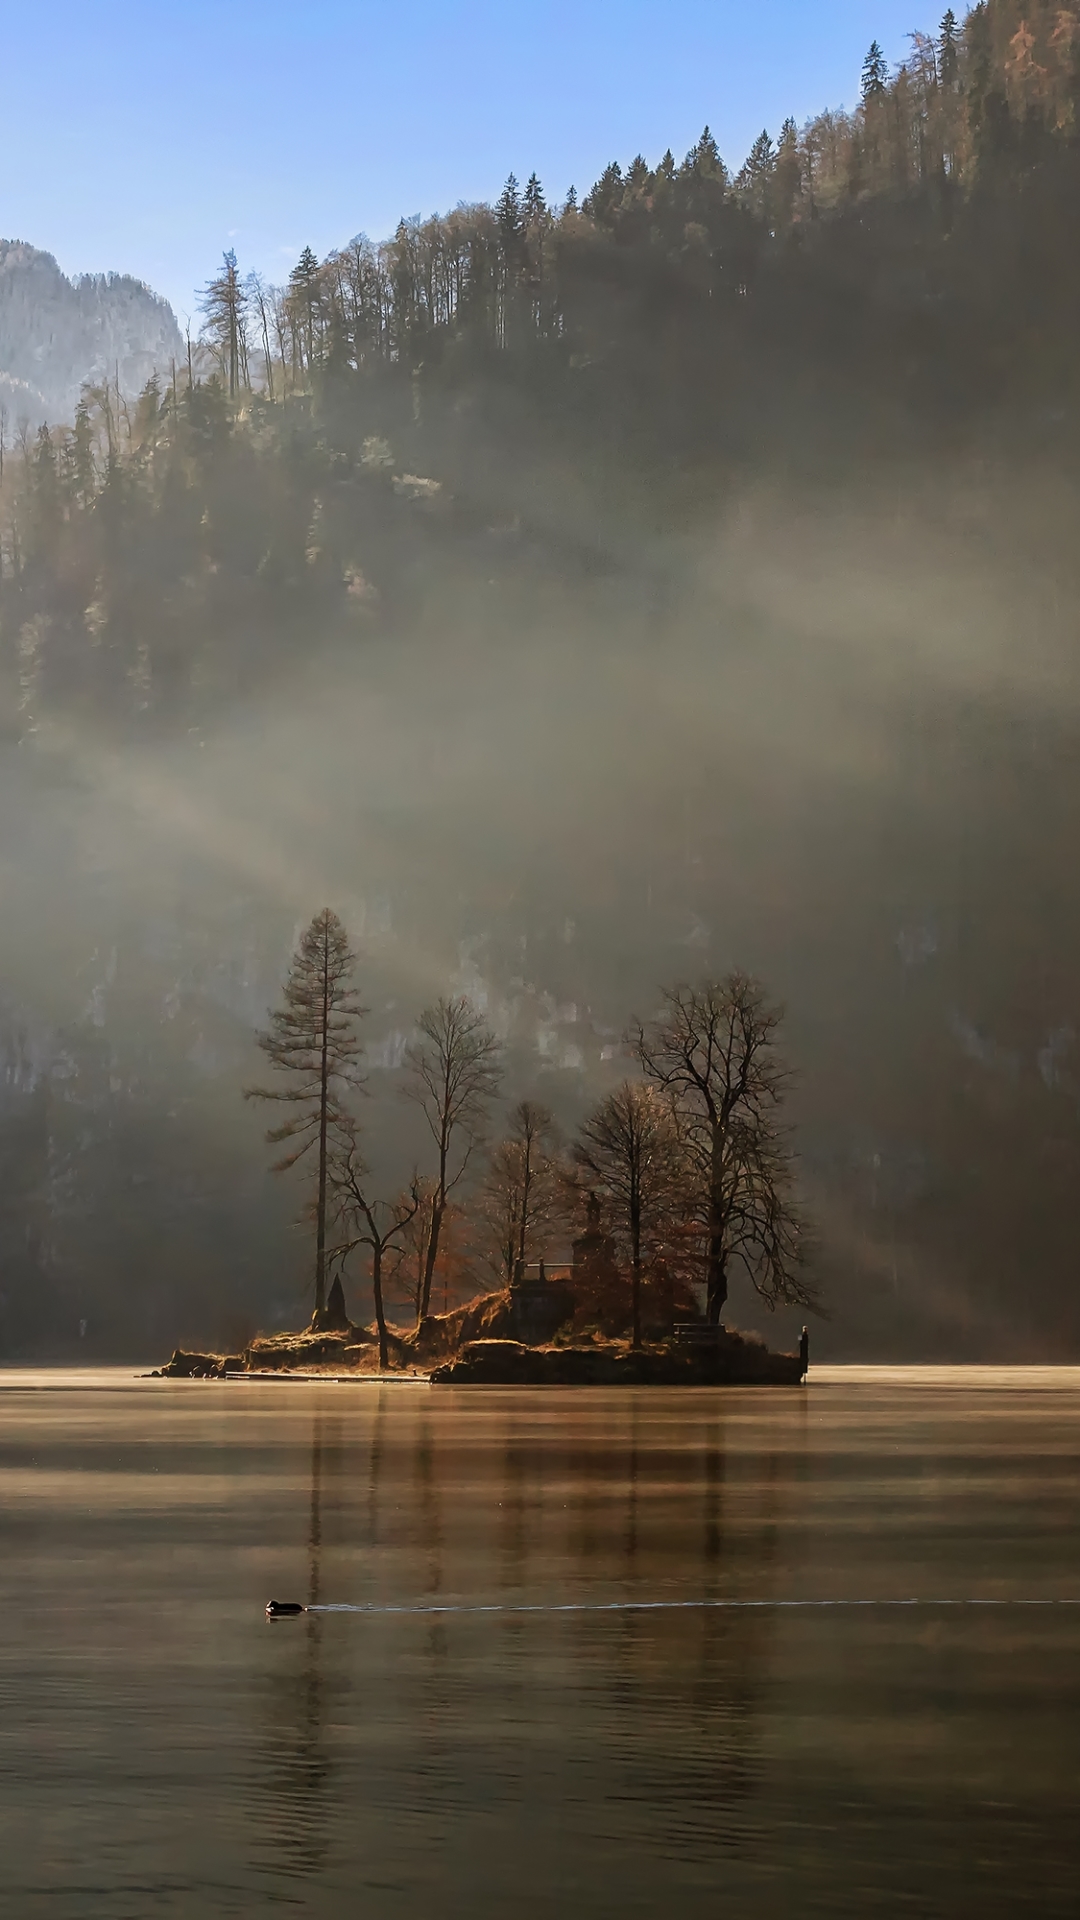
0 240 183 430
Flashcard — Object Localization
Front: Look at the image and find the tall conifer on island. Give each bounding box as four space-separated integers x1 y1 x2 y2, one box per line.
247 910 365 1326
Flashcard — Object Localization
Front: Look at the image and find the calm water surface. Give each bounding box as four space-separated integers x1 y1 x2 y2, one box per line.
1 1367 1078 1918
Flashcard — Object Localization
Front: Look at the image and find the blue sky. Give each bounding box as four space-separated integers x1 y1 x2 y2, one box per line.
6 0 928 322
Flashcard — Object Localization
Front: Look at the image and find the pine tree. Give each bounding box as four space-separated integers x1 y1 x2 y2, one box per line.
862 40 890 101
775 116 803 224
199 250 248 398
288 245 322 375
246 909 366 1325
523 172 548 225
27 426 62 562
69 397 96 509
689 125 725 180
496 177 525 341
496 174 523 248
583 161 624 227
939 8 960 88
736 130 777 219
130 375 163 455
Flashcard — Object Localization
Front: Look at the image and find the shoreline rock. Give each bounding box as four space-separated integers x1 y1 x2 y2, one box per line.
149 1310 804 1387
430 1334 803 1387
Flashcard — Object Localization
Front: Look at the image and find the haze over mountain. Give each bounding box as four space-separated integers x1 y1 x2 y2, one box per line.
3 0 1080 1366
0 241 182 432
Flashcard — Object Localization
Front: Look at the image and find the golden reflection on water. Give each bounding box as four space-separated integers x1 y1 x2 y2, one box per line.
0 1368 1078 1918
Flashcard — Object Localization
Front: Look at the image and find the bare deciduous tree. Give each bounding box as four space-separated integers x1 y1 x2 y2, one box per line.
480 1099 564 1288
244 271 277 402
379 1175 435 1322
329 1134 423 1369
246 909 365 1324
404 995 501 1330
574 1080 682 1348
633 973 814 1323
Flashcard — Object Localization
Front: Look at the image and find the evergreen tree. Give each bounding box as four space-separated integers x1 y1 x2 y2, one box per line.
967 1 1011 168
246 910 366 1324
775 116 803 224
523 172 548 225
736 130 777 218
496 176 525 339
939 8 960 88
583 161 624 226
199 250 248 398
496 174 523 248
130 375 164 454
288 245 322 374
27 426 62 562
69 397 96 509
688 125 725 180
862 40 890 101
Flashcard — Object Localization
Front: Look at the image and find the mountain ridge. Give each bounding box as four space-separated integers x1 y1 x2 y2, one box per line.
0 238 182 431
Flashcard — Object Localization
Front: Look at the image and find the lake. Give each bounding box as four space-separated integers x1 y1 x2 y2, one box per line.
1 1367 1078 1917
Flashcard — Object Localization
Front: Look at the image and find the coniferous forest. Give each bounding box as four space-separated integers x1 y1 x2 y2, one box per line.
4 0 1080 1360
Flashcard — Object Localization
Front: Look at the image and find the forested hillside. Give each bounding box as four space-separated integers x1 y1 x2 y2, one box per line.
4 0 1080 730
2 0 1080 1362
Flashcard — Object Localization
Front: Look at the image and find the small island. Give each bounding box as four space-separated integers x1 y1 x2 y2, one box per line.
155 913 816 1387
154 1266 805 1387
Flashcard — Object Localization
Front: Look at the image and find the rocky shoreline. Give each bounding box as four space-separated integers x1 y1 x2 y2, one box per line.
430 1335 802 1386
151 1318 804 1386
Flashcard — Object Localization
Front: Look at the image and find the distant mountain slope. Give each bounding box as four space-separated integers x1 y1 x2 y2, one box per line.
0 240 183 430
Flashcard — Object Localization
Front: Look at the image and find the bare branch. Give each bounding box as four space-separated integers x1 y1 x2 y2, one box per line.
632 973 815 1322
402 995 502 1326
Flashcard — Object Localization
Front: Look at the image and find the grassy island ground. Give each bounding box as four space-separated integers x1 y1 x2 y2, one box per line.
151 1287 804 1385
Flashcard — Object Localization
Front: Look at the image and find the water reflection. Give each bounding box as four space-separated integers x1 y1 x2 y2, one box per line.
256 1408 334 1882
2 1371 1079 1919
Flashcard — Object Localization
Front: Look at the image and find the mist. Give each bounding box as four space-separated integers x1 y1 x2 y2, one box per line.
6 0 1080 1360
3 423 1080 1361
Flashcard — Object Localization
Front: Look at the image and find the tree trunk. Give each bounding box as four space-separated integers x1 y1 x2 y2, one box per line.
517 1146 532 1271
706 1125 727 1324
314 944 330 1321
417 1196 444 1330
630 1192 642 1350
705 1242 728 1325
371 1244 389 1372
